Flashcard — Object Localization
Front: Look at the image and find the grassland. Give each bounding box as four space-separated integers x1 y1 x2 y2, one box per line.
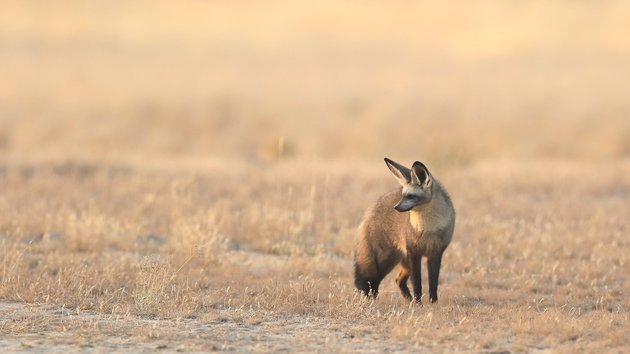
1 1 629 352
1 158 629 352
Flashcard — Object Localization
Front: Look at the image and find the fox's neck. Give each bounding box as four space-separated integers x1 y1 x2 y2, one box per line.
409 209 423 233
408 186 445 233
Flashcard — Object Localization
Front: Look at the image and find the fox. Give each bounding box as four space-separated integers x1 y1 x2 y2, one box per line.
354 158 455 303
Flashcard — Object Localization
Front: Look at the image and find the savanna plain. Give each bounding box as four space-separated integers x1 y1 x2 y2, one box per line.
1 1 629 353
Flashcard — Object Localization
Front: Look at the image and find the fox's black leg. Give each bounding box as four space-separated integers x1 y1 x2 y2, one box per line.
409 254 422 302
428 252 443 303
354 265 381 298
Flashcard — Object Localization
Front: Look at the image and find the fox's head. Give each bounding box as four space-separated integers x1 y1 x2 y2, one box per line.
384 158 433 212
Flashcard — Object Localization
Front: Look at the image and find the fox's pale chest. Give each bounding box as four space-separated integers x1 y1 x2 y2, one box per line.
409 211 424 233
406 209 451 257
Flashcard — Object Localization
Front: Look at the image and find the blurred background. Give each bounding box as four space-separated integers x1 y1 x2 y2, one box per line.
1 0 629 164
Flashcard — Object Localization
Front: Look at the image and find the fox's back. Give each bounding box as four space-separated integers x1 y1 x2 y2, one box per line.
358 189 409 252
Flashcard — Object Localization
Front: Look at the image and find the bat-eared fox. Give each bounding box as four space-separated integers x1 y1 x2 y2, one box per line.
354 158 455 303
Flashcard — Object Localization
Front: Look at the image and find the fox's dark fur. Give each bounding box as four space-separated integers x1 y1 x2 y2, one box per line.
354 158 455 303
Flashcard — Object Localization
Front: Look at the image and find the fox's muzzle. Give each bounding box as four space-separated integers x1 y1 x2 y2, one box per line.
394 202 413 212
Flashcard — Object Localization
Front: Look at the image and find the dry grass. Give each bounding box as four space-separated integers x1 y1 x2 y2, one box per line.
1 0 630 352
1 159 628 352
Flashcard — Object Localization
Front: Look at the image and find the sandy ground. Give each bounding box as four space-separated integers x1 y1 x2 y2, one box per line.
0 301 423 353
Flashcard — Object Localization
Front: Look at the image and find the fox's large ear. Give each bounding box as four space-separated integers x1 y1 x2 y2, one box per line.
384 158 411 185
411 161 432 186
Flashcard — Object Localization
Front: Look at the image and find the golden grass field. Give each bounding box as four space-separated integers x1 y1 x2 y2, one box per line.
1 1 629 352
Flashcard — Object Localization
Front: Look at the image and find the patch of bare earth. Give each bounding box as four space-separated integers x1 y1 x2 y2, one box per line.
2 301 415 353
